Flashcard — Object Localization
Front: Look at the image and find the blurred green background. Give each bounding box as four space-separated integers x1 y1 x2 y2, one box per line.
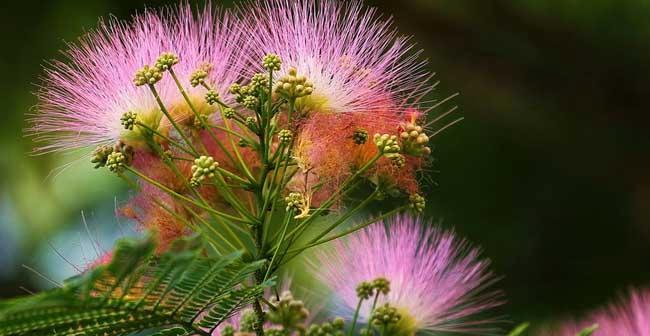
1 0 649 332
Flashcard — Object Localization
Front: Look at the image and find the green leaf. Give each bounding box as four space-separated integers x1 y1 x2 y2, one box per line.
575 324 599 336
0 236 271 336
507 322 530 336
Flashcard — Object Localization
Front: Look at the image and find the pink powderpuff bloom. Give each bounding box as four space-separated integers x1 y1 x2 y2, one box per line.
31 3 246 153
547 288 650 336
237 0 431 118
311 215 503 335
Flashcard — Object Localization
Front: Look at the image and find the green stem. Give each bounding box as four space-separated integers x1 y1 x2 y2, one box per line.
135 121 194 156
263 210 292 281
147 84 199 156
349 298 364 336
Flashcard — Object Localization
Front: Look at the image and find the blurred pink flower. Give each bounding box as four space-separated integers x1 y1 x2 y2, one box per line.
548 288 650 336
312 215 503 335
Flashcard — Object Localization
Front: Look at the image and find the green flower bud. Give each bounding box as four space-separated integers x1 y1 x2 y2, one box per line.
371 303 402 327
408 193 425 213
356 281 374 300
389 154 406 168
120 111 137 130
223 108 236 119
372 277 391 295
91 145 114 169
332 317 345 330
275 67 314 100
228 83 241 95
278 129 293 144
133 65 163 86
193 114 209 129
262 53 282 71
190 155 218 187
267 291 309 331
106 151 127 173
373 133 401 154
205 89 220 105
400 121 432 157
285 192 306 213
250 73 270 92
190 69 209 87
353 128 368 145
155 52 179 71
245 116 258 131
243 95 258 109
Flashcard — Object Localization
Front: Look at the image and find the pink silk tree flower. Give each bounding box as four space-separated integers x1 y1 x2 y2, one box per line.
30 3 246 153
547 289 650 336
311 215 503 335
237 0 431 118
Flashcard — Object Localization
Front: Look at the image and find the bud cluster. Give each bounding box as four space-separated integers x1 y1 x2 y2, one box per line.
371 303 402 327
400 121 431 157
352 128 368 145
205 90 220 105
120 111 138 130
190 155 219 187
285 192 306 213
278 129 293 145
408 193 426 213
373 134 400 154
267 291 309 331
275 67 314 100
133 65 163 86
306 318 345 336
155 52 179 71
262 53 282 71
190 64 211 87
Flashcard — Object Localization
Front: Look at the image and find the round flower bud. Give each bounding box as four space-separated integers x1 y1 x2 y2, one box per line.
91 145 114 169
228 83 241 95
154 52 179 71
133 65 162 86
120 111 137 130
389 154 406 168
262 53 282 71
372 277 391 295
205 90 220 105
278 129 293 145
373 133 401 154
408 193 425 213
106 151 127 173
243 95 258 109
190 69 209 87
190 155 219 187
356 281 374 300
353 128 368 145
371 303 402 327
223 108 235 119
285 192 306 213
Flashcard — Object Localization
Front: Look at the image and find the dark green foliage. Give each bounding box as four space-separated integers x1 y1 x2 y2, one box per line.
0 236 272 336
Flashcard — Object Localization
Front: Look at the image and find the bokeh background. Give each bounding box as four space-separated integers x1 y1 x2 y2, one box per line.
1 0 649 332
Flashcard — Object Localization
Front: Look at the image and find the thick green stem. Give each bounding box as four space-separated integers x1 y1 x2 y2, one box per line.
147 84 199 156
349 298 364 336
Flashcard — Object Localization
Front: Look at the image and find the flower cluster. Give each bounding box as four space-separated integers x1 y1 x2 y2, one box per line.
30 1 488 336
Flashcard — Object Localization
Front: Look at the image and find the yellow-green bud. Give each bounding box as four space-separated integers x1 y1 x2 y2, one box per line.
91 145 113 169
267 291 309 330
223 108 235 119
278 129 293 144
106 151 127 173
250 73 269 92
205 90 220 105
120 111 137 130
400 121 432 157
390 154 406 168
275 67 314 99
371 303 402 327
133 65 163 86
373 133 401 154
353 128 368 145
356 281 374 300
262 53 282 71
285 192 306 213
190 69 209 87
228 83 241 95
190 155 218 187
409 193 425 213
155 52 179 71
372 277 391 295
243 95 258 109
